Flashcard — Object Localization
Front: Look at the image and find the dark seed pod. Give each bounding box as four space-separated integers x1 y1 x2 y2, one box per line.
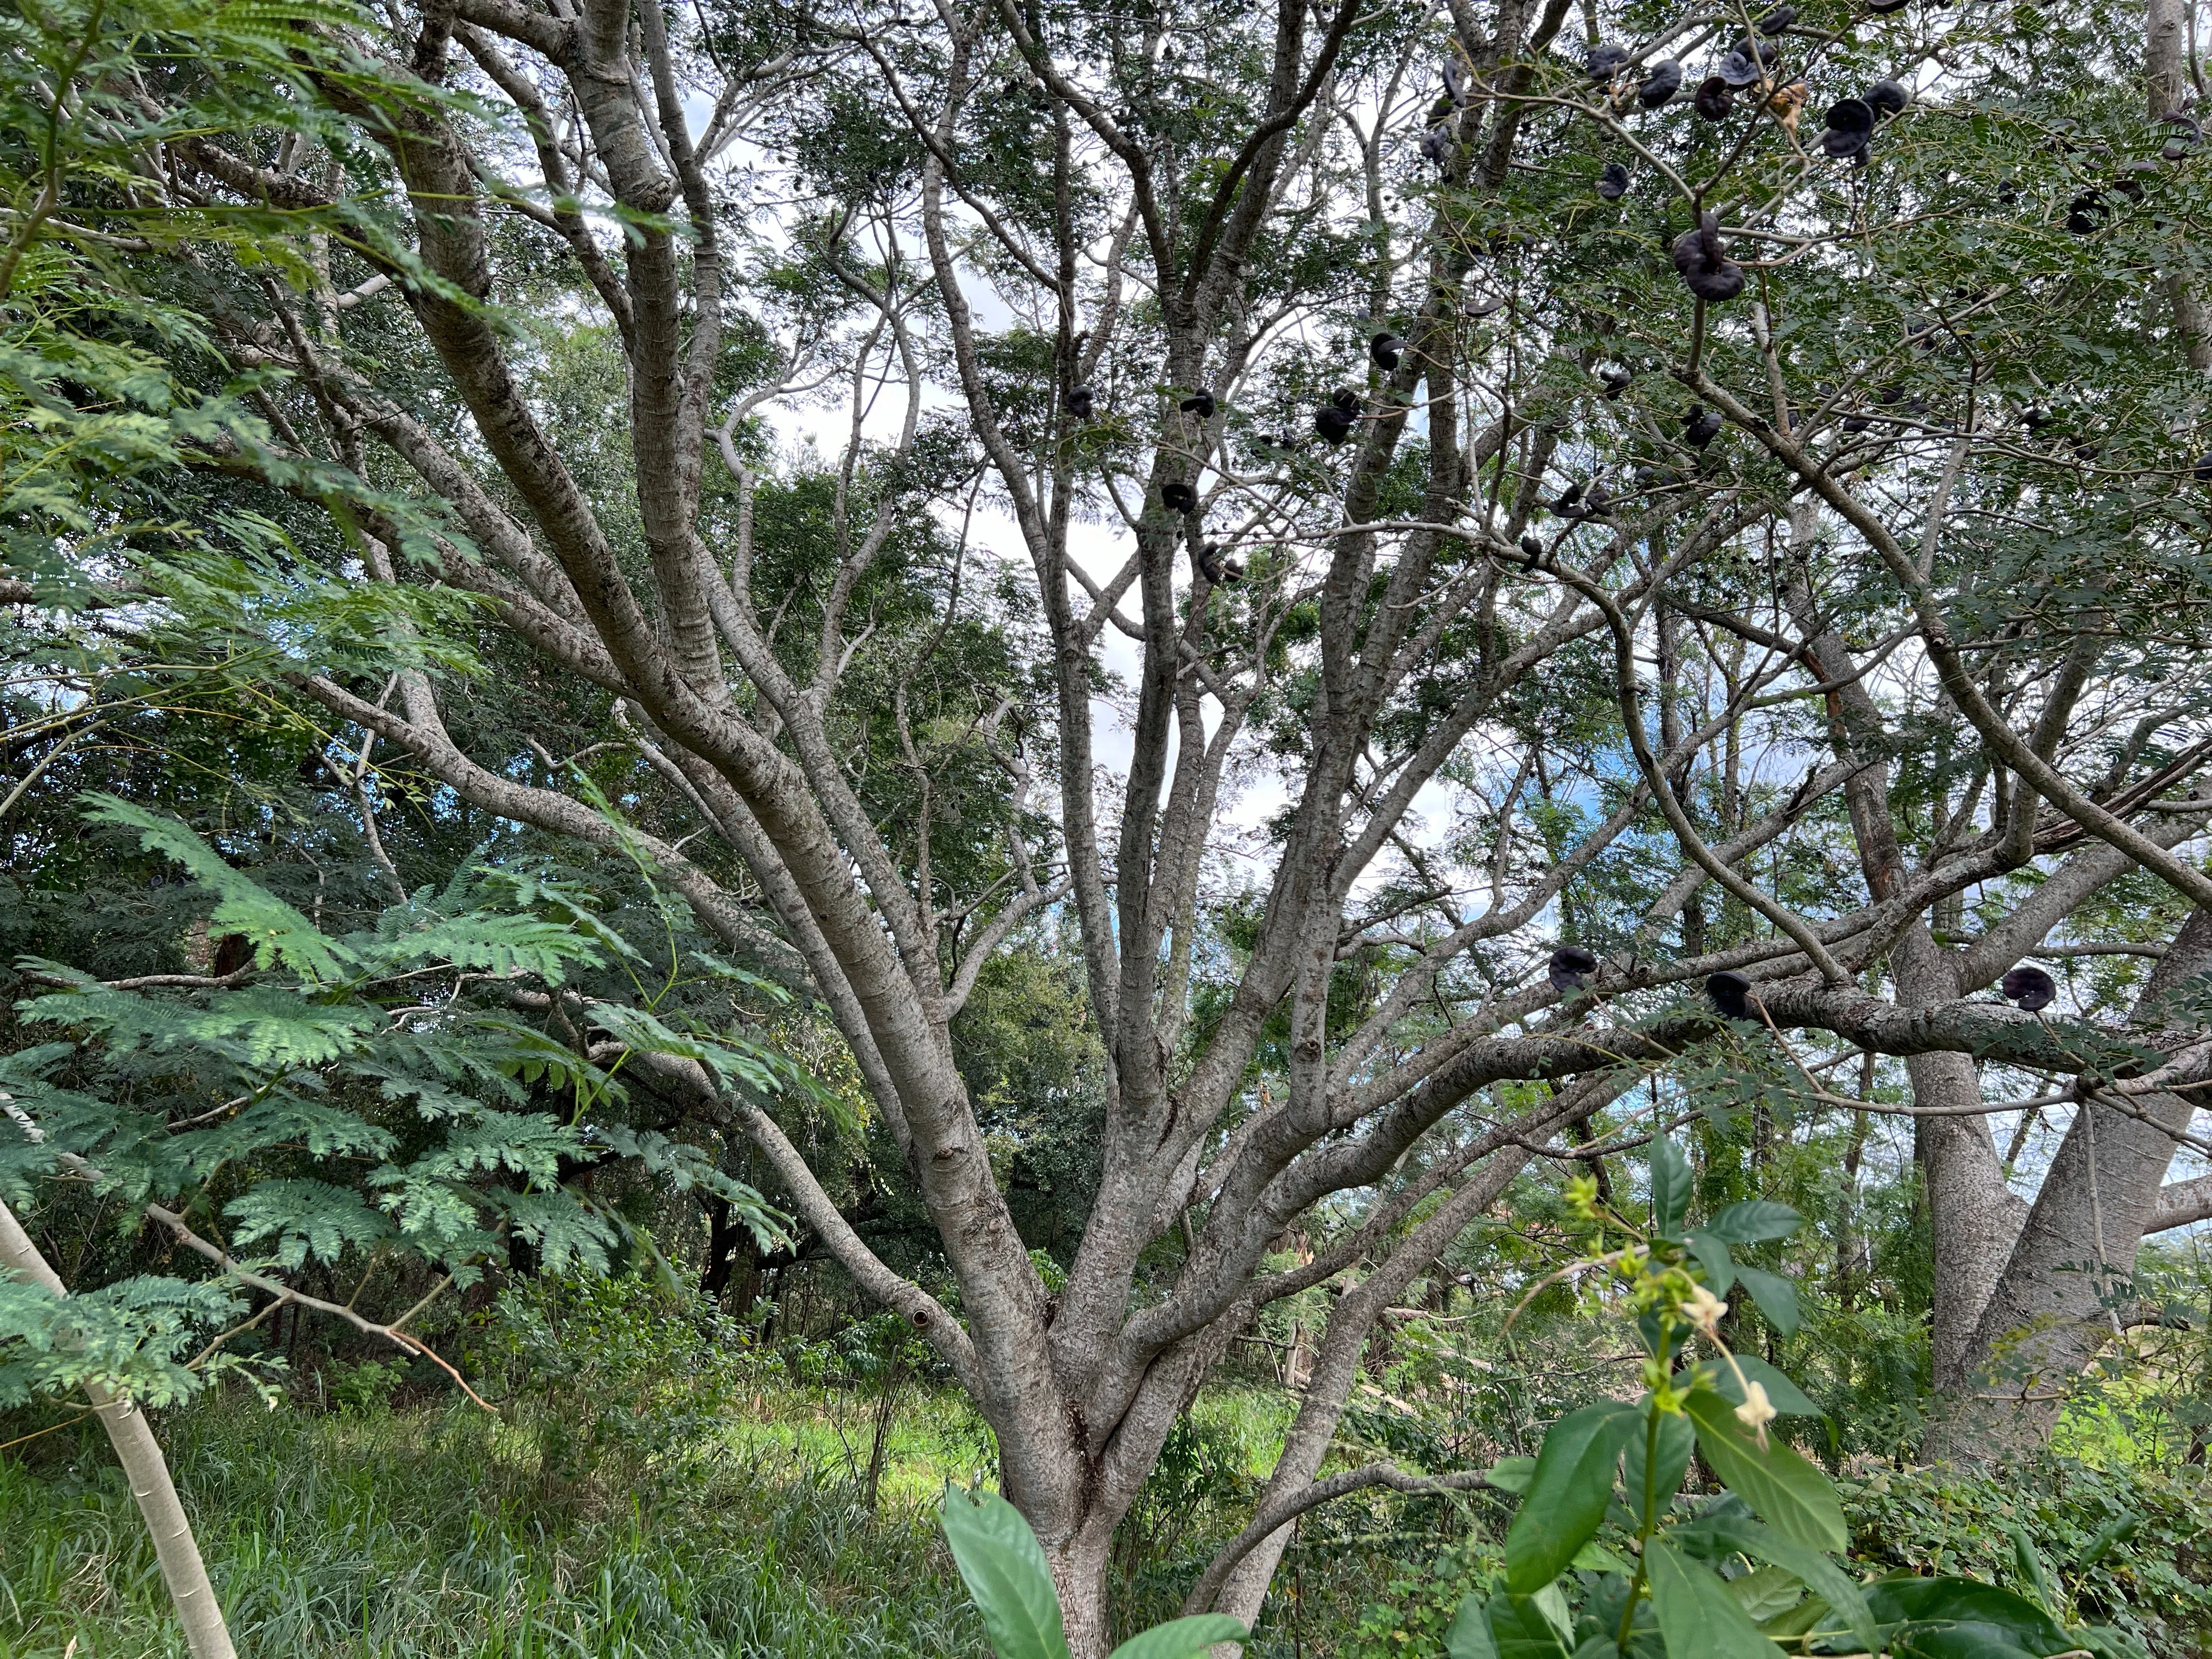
1548 945 1600 993
1866 0 1910 13
1314 392 1358 443
1179 391 1216 418
1586 42 1630 80
1443 55 1469 106
2000 964 2057 1012
1598 160 1630 200
1421 125 1452 166
1684 405 1724 447
1756 3 1796 32
2021 406 2050 431
1694 76 1734 120
1519 533 1544 558
1842 411 1872 432
2162 109 2203 155
1549 481 1585 516
2066 190 2105 234
1598 363 1633 398
1863 78 1909 116
1638 58 1683 107
1583 482 1615 518
1465 294 1508 317
1821 125 1871 159
1672 211 1746 302
2194 452 2212 482
1716 48 1763 88
1707 970 1754 1019
1827 97 1876 137
1066 386 1094 419
1197 543 1243 584
1370 332 1406 370
1161 481 1198 513
2163 138 2193 162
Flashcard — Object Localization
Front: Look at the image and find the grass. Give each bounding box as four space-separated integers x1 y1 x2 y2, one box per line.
0 1396 989 1659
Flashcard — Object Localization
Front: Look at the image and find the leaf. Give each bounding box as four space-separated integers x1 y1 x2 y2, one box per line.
1485 1455 1537 1494
1446 1594 1501 1659
1891 1622 2048 1659
1504 1400 1644 1593
2007 1525 2060 1613
1571 1539 1635 1575
1106 1616 1245 1659
1864 1578 2074 1656
1487 1591 1573 1659
1649 1136 1692 1239
939 1489 1073 1659
1683 1230 1736 1295
1678 1510 1880 1654
2074 1514 2140 1568
1699 1201 1803 1244
1730 1266 1801 1336
1681 1390 1847 1553
1621 1406 1694 1527
1645 1538 1787 1659
1727 1565 1807 1622
1700 1356 1824 1419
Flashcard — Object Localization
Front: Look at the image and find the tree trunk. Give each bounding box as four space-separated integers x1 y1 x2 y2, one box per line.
2148 0 2212 369
1927 907 2212 1459
0 1198 238 1659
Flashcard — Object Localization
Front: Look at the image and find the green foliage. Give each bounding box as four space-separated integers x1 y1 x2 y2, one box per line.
1 799 783 1407
940 1488 1248 1659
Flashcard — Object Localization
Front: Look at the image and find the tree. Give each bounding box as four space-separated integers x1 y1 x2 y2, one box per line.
11 0 2212 1649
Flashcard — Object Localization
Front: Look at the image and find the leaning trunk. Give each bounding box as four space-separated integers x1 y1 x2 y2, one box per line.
0 1198 238 1659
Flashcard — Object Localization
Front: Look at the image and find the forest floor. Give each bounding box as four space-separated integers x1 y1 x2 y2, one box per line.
2 1381 2206 1659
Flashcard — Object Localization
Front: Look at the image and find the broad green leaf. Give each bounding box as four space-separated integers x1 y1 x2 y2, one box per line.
1505 1401 1643 1593
1726 1565 1807 1622
1700 1356 1823 1419
1621 1406 1693 1527
1649 1136 1692 1239
1864 1578 2073 1655
1730 1266 1801 1336
1485 1594 1571 1659
1571 1539 1635 1575
1107 1615 1245 1659
1683 1230 1736 1295
2007 1525 2059 1613
939 1491 1072 1659
1681 1510 1880 1654
1682 1391 1847 1553
1890 1621 2047 1659
1645 1539 1787 1659
1485 1455 1537 1494
1700 1201 1803 1244
2075 1514 2139 1568
1446 1594 1501 1659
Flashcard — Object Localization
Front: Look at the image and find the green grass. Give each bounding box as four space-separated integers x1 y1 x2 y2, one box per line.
0 1398 989 1658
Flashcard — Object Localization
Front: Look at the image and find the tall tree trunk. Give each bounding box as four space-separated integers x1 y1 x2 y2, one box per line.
0 1199 238 1659
1927 907 2212 1458
2149 0 2212 369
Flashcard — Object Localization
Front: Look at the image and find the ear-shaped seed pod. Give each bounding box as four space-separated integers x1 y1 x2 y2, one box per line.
2067 189 2106 234
1443 55 1469 105
1179 391 1216 418
2000 964 2057 1012
1197 543 1243 584
1583 482 1616 518
2162 110 2203 161
1821 124 1872 159
1867 0 1910 13
1685 405 1724 447
1370 332 1406 370
1066 386 1094 419
1519 533 1544 558
1672 211 1746 302
1599 363 1633 398
1549 481 1585 516
1598 160 1631 200
1716 47 1764 87
1694 76 1734 120
1548 945 1600 993
1586 41 1630 80
1707 970 1754 1019
1314 391 1359 443
1465 294 1508 317
1827 97 1877 139
1863 78 1909 116
1756 3 1796 32
1161 481 1198 514
1638 58 1683 107
2194 452 2212 482
1421 125 1452 166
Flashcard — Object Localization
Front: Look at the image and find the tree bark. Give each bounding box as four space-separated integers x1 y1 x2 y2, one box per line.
1927 907 2212 1458
2148 0 2212 369
0 1198 238 1659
